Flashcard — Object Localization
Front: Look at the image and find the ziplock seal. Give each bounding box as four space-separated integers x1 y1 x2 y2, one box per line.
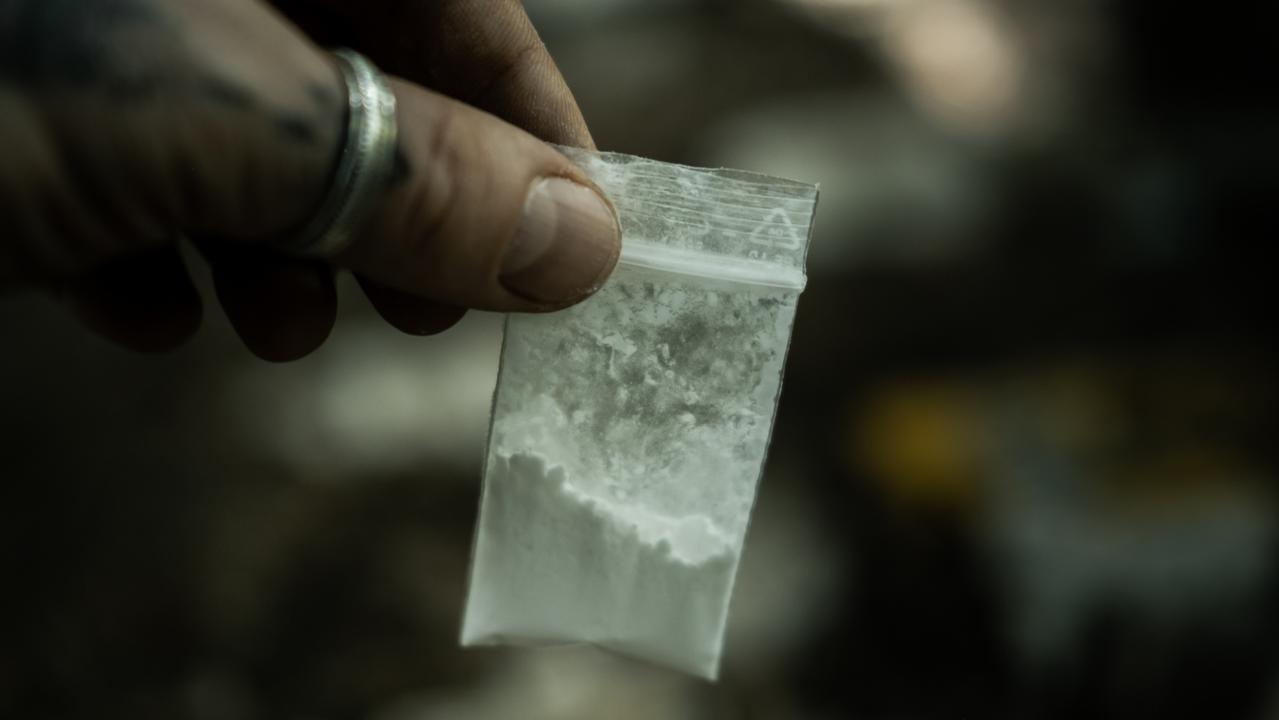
556 145 816 292
618 241 807 290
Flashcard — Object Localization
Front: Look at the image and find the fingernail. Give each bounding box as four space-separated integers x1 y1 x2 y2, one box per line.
501 177 620 304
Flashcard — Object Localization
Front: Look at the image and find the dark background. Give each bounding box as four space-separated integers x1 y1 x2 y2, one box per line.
2 0 1276 718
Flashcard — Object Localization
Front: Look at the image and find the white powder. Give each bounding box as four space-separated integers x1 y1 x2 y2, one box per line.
461 452 737 678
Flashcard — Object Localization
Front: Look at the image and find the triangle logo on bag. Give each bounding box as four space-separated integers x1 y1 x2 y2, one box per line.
747 208 802 250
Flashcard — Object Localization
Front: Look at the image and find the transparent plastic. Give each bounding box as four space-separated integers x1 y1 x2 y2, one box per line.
461 148 818 679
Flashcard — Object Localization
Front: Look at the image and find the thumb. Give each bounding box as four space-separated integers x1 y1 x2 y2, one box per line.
337 78 621 311
0 0 619 313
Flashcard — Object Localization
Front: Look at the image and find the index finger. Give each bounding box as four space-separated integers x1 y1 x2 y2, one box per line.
268 0 594 147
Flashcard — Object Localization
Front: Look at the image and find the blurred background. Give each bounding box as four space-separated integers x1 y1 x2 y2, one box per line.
2 0 1276 717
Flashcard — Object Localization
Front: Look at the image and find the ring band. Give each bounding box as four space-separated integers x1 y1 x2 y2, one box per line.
280 49 398 258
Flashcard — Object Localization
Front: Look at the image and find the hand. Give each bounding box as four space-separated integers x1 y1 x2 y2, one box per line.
0 0 621 360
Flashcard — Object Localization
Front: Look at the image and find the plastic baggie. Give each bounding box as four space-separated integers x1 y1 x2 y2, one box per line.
461 147 818 679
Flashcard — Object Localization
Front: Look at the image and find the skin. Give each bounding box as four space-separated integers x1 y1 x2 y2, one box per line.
0 0 615 360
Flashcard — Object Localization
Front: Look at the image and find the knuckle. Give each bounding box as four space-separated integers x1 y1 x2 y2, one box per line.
468 38 543 108
405 100 466 261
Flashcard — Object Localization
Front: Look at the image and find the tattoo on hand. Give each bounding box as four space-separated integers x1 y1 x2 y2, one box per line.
1 0 333 146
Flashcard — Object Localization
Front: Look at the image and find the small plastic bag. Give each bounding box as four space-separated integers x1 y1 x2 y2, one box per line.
461 147 818 679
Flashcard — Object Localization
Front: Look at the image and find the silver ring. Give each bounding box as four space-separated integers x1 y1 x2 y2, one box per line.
280 49 398 258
